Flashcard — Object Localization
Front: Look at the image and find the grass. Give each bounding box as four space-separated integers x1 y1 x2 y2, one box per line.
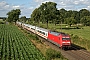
58 26 90 40
57 26 90 51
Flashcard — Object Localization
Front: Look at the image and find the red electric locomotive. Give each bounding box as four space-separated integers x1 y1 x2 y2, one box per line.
48 31 71 48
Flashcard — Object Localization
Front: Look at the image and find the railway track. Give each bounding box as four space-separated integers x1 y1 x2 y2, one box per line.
67 46 90 60
19 26 90 60
64 50 90 60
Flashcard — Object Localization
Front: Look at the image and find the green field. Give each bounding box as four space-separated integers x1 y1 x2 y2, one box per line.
57 26 90 40
0 24 46 60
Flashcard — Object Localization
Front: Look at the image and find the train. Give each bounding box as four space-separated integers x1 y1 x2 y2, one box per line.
16 22 71 49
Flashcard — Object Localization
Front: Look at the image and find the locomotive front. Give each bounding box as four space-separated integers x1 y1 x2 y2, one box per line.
60 33 71 48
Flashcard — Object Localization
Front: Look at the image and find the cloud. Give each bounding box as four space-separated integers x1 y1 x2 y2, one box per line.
0 1 8 6
34 0 43 2
34 0 54 6
54 0 90 11
0 0 90 17
12 5 21 9
0 1 34 17
32 0 90 11
0 1 10 10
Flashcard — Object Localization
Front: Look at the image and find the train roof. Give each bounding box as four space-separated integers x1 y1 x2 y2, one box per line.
24 23 49 32
17 22 22 24
50 31 69 36
24 24 35 27
36 27 49 32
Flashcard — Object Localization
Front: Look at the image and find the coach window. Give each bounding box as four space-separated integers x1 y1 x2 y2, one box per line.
39 31 40 33
46 34 47 36
31 28 35 30
39 31 41 33
26 26 28 28
42 32 45 35
41 31 43 34
43 32 45 35
37 30 39 32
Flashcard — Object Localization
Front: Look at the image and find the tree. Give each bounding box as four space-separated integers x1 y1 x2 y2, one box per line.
7 9 21 24
58 8 67 24
65 10 73 18
31 2 57 28
20 16 27 23
79 9 90 19
80 16 90 26
71 11 80 23
30 2 90 27
53 10 60 25
39 2 57 28
65 17 77 26
31 8 41 26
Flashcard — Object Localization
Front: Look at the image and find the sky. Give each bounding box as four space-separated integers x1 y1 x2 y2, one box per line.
0 0 90 18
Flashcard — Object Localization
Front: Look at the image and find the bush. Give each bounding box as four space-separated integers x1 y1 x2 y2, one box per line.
46 48 62 60
0 20 5 24
71 35 90 50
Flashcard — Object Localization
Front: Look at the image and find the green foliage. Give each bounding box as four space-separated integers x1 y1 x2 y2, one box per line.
7 9 21 23
65 17 77 26
28 34 36 40
46 48 63 60
30 2 90 26
31 2 58 28
71 35 79 43
0 20 5 24
31 8 41 23
19 16 27 23
79 9 90 19
0 24 46 60
71 34 90 50
80 16 90 26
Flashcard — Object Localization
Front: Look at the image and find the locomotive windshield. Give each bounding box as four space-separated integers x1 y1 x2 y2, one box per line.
61 33 70 40
62 38 70 40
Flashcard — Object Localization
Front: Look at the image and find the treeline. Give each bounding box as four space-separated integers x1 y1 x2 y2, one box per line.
30 2 90 28
0 17 6 19
6 2 90 27
0 17 6 20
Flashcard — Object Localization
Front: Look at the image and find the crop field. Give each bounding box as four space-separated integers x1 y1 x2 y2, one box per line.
0 24 46 60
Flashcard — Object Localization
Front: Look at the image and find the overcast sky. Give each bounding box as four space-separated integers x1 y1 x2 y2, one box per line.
0 0 90 18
